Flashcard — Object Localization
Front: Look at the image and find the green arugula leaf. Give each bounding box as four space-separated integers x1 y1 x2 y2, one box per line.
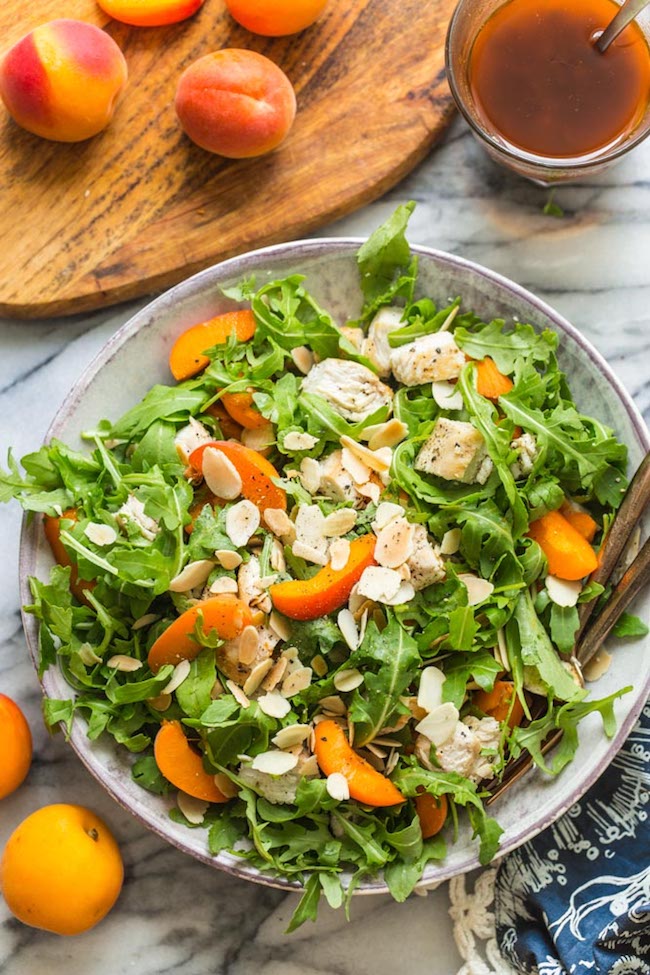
455 320 558 373
507 590 584 703
612 612 649 638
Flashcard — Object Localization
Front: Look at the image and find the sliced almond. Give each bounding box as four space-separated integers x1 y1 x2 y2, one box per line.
238 625 260 666
337 609 359 651
312 654 328 678
300 755 320 777
226 679 250 708
333 668 364 693
270 538 287 574
341 446 372 485
241 422 275 455
174 418 212 464
383 580 415 606
440 528 462 556
415 703 459 746
169 559 215 593
107 654 143 672
372 502 405 532
242 658 274 696
299 456 321 495
417 666 446 713
357 481 382 504
583 647 613 682
365 742 387 759
250 750 299 775
357 565 402 602
84 522 117 546
269 610 291 641
281 666 313 697
147 693 172 711
329 538 351 572
365 419 409 451
284 431 319 452
263 507 294 538
292 540 329 566
162 659 191 695
374 517 415 569
215 549 243 571
340 435 392 476
458 573 495 607
210 679 224 699
209 576 239 595
261 655 288 691
132 613 160 631
202 447 243 500
291 346 314 374
226 500 260 548
177 792 209 825
78 643 103 666
326 772 350 801
257 691 292 718
431 380 463 412
546 575 582 608
214 773 239 799
319 695 347 715
272 724 311 749
322 508 357 537
495 628 509 671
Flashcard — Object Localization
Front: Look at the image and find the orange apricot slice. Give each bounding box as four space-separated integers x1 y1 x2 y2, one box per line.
189 440 286 512
269 534 376 621
560 501 598 543
415 790 448 838
169 310 256 381
475 357 514 400
154 721 228 802
43 508 95 605
221 391 267 430
148 595 252 674
474 680 524 729
314 719 404 807
527 510 598 581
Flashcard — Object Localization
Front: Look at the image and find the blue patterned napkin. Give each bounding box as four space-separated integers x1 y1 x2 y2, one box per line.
494 704 650 974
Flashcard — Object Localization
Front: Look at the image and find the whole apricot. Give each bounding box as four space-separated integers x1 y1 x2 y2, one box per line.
0 19 128 142
0 804 124 935
225 0 328 36
0 695 32 799
175 49 296 158
97 0 205 28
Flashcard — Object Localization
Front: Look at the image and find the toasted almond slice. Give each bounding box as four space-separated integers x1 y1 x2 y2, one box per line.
312 654 328 678
329 538 351 572
281 666 313 697
357 565 402 602
226 679 251 708
397 562 412 581
546 575 582 608
78 642 103 666
341 446 372 485
214 773 239 798
383 581 415 606
210 679 224 699
162 659 191 695
299 456 321 495
439 305 460 331
457 573 495 607
147 693 172 711
440 528 462 556
300 755 320 777
169 559 215 593
272 724 311 749
263 507 294 538
333 668 364 693
107 654 143 672
132 613 160 631
417 666 446 713
226 500 260 548
241 422 275 455
202 447 243 500
431 380 463 411
322 508 357 537
270 538 287 574
269 610 291 641
284 431 319 452
319 694 347 715
85 522 117 546
358 607 369 646
374 517 415 569
495 628 509 671
238 625 260 666
340 435 392 475
281 646 300 668
583 647 613 682
177 792 209 825
415 703 459 746
337 609 359 651
242 658 274 696
366 419 409 451
250 750 299 775
292 540 329 566
257 691 292 718
291 346 314 375
385 749 399 776
372 502 405 532
326 772 350 801
209 576 239 595
365 742 387 759
262 655 289 691
215 549 243 571
357 481 382 504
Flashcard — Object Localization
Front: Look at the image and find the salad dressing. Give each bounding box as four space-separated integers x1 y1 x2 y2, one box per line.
468 0 650 158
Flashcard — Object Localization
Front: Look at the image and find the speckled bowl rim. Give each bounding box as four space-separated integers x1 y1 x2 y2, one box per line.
19 238 650 897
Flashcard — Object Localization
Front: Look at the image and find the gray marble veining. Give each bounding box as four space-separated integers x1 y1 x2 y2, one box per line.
1 116 649 973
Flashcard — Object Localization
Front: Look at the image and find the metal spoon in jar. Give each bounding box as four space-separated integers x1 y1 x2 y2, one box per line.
595 0 650 53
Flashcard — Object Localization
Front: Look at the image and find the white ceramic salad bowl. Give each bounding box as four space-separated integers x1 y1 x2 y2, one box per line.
19 238 650 895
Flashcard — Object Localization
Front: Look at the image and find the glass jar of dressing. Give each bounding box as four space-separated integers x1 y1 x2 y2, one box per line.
446 0 650 182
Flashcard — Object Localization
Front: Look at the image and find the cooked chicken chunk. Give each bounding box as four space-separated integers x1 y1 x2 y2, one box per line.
301 358 393 423
390 331 466 386
510 433 538 479
237 752 319 804
406 524 445 590
436 715 501 782
415 418 489 484
363 307 404 378
217 624 279 686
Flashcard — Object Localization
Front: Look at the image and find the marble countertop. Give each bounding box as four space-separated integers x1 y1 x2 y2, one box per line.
2 117 650 974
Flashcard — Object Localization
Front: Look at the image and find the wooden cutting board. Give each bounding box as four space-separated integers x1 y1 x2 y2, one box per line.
0 0 456 319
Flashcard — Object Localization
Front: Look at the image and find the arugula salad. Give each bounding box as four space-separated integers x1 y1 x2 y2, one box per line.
2 203 639 929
